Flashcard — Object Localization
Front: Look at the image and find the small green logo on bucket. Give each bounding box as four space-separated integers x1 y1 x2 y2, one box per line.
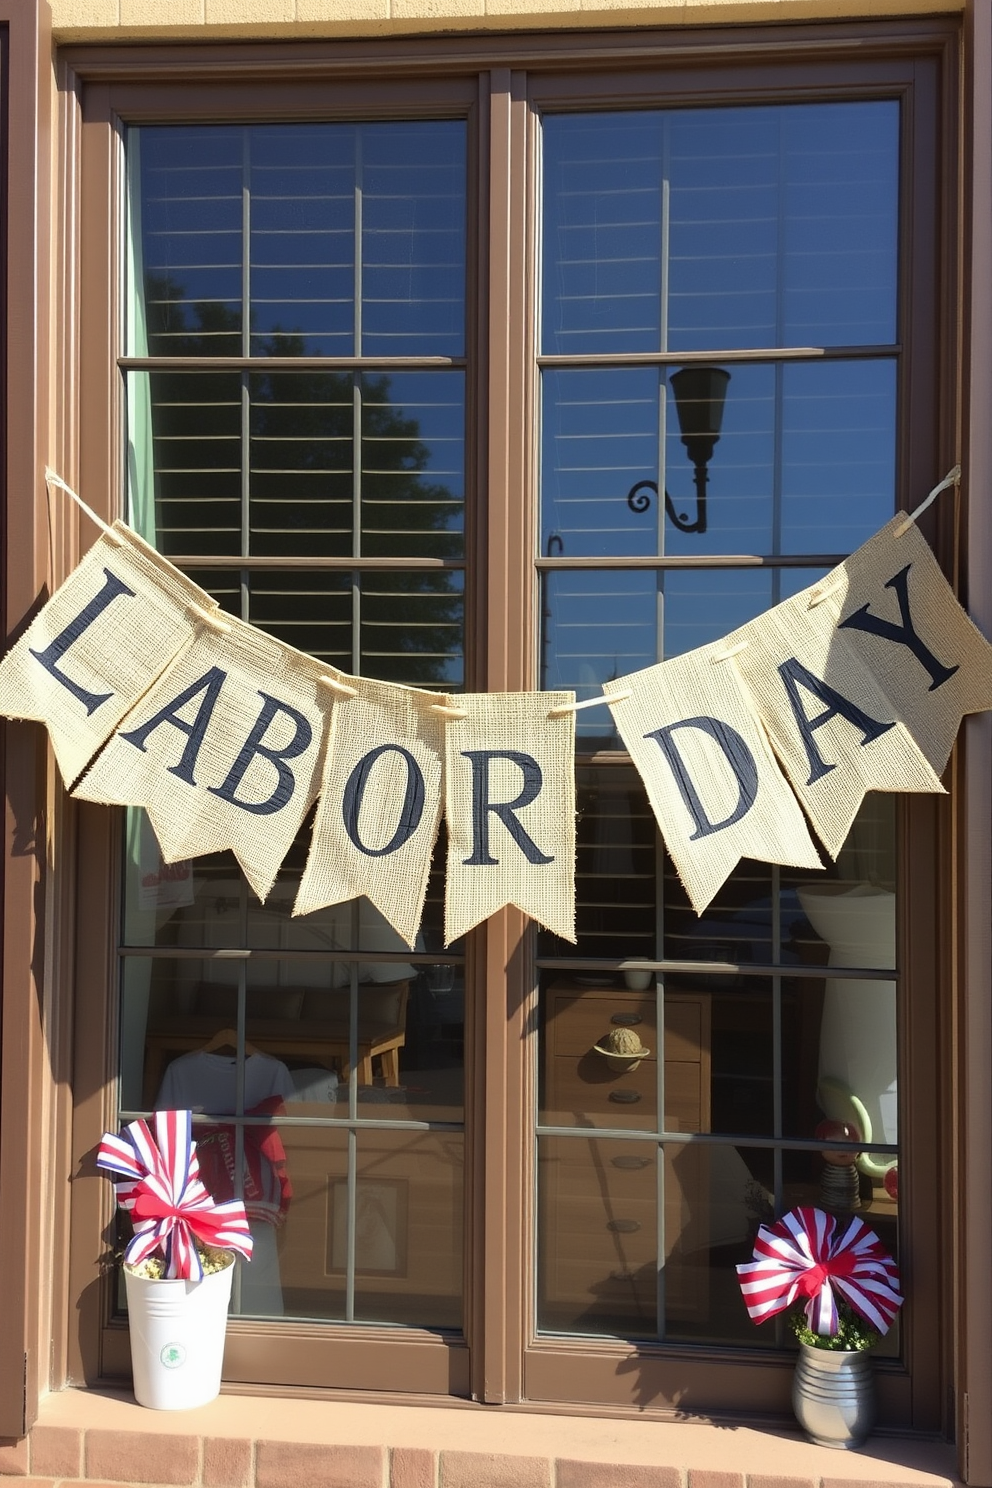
160 1342 187 1369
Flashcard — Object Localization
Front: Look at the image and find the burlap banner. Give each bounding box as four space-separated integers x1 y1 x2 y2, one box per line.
0 523 219 785
296 677 450 948
6 470 992 930
604 645 823 915
730 578 944 861
824 513 992 775
74 614 335 902
444 693 576 945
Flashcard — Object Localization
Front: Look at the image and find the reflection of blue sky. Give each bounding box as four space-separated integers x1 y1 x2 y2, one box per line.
542 361 896 559
541 102 898 354
135 121 466 358
540 99 900 738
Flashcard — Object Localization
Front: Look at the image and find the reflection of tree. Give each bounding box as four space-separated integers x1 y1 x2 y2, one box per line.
142 277 464 687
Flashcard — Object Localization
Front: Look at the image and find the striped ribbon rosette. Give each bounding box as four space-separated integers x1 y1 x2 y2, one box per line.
736 1205 902 1337
97 1108 253 1281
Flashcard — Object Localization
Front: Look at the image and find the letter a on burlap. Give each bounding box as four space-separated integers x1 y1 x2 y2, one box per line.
296 678 450 949
605 647 822 916
0 523 219 786
74 615 336 902
444 692 576 945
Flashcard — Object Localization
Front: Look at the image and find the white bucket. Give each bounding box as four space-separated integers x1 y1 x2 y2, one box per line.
123 1257 234 1410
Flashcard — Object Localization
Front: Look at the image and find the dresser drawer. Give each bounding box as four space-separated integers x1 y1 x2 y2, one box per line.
546 993 657 1059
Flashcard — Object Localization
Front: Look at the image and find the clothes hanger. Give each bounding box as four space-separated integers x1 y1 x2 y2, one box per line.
201 1027 261 1057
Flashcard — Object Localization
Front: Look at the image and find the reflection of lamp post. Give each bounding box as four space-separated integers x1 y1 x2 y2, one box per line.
627 365 731 534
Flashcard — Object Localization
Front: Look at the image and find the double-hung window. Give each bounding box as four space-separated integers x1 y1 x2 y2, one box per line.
69 26 951 1428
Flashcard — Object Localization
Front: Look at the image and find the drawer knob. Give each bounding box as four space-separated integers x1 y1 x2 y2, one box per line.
608 1089 641 1104
611 1155 651 1170
611 1013 642 1026
607 1219 641 1233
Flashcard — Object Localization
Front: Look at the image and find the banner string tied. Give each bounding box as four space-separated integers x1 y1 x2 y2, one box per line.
711 639 749 664
317 675 358 699
432 703 468 719
736 1204 902 1338
893 464 961 538
45 468 125 547
807 577 845 611
97 1108 253 1280
192 606 231 636
550 689 632 718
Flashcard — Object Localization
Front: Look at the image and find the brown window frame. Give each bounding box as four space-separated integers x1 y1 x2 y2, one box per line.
58 16 958 1431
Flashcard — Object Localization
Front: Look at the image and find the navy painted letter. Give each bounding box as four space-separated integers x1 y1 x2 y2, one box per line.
342 744 426 856
461 749 554 866
208 691 314 815
838 563 959 691
645 716 759 841
29 567 136 715
777 656 894 786
119 667 226 786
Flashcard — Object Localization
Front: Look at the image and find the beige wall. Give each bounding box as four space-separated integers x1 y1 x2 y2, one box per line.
51 0 960 43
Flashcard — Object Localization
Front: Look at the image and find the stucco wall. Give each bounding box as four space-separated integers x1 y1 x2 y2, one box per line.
50 0 961 42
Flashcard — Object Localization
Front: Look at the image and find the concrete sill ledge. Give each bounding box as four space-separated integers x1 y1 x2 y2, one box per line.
0 1386 963 1488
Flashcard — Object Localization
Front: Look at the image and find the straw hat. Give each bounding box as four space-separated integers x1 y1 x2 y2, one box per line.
593 1025 651 1071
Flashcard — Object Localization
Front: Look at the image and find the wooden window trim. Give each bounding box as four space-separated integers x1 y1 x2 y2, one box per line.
0 0 53 1443
57 17 960 1433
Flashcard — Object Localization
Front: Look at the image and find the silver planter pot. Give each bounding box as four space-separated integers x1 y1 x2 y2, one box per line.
792 1342 876 1449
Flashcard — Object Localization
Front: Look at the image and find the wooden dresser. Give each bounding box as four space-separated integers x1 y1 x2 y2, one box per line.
539 980 711 1334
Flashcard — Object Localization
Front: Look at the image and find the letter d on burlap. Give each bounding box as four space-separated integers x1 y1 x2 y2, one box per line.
0 523 219 785
605 646 822 916
444 693 576 945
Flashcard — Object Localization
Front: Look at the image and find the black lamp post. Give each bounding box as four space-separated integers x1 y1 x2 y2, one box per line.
627 365 731 535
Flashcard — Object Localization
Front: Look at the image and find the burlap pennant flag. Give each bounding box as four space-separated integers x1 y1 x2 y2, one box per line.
811 513 992 776
295 677 449 948
74 614 338 901
0 522 219 785
605 647 823 915
731 582 944 860
444 692 576 945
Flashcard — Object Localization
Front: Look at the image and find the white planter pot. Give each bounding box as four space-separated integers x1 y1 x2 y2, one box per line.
123 1256 234 1410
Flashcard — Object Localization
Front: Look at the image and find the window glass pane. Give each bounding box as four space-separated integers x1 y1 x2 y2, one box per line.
248 371 354 557
126 372 242 554
360 122 466 358
540 362 895 559
542 102 898 355
361 371 465 559
537 774 899 1347
127 369 466 563
129 121 466 359
248 125 357 358
129 127 244 358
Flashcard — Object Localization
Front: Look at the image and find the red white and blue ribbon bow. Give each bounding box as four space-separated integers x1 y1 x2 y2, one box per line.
97 1109 253 1281
736 1205 902 1337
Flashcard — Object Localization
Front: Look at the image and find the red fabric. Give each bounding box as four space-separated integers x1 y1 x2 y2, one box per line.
193 1095 292 1227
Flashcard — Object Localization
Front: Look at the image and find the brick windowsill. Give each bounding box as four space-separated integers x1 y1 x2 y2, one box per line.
0 1385 964 1487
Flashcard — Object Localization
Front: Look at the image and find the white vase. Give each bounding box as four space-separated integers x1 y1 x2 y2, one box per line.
123 1256 234 1410
796 882 896 1176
